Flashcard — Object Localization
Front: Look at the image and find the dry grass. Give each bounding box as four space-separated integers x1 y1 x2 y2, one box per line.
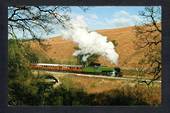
58 74 161 105
27 26 147 68
34 71 161 105
28 25 161 105
27 25 161 105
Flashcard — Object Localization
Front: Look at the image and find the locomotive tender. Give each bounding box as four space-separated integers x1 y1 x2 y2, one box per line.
30 63 121 77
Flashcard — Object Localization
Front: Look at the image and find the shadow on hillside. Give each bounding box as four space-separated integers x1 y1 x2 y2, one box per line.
9 77 159 106
43 85 148 106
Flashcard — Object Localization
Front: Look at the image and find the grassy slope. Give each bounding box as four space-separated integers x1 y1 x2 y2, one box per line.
27 25 161 105
28 26 145 68
35 71 161 105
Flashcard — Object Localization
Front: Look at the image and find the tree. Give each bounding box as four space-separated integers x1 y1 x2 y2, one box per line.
82 54 100 67
8 6 68 105
8 6 88 105
8 6 71 39
74 46 100 67
135 6 161 85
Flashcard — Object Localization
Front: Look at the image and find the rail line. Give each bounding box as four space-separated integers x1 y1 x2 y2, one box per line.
34 70 161 84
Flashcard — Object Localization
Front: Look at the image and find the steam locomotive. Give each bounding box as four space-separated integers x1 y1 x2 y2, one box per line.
30 63 122 77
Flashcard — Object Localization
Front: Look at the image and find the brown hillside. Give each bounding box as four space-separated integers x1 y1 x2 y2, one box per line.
29 26 145 68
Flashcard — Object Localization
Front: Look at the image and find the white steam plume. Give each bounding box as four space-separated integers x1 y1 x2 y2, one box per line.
61 16 119 65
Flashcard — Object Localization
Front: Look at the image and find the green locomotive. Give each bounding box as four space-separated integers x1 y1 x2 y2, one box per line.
82 65 121 76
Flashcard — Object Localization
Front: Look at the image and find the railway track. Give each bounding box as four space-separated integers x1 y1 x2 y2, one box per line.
34 70 161 84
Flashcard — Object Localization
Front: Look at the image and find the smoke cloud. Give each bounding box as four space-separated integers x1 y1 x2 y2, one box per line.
61 16 119 65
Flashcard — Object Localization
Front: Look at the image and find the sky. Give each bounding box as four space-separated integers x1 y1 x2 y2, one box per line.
47 6 146 38
9 6 161 39
70 6 145 30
